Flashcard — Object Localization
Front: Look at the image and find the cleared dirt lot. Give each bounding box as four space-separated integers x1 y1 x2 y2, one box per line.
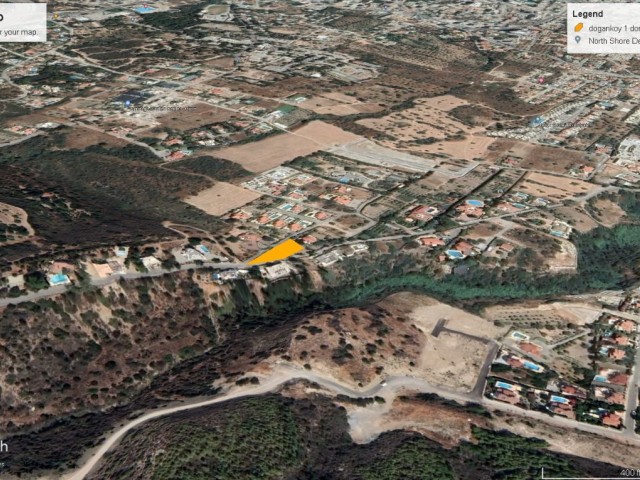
555 205 599 232
348 395 489 446
156 102 237 131
548 239 578 272
296 120 361 145
488 139 600 173
284 293 502 392
590 197 627 227
62 126 129 149
393 293 506 390
215 121 360 172
183 182 261 216
517 172 597 201
300 93 384 116
356 95 496 161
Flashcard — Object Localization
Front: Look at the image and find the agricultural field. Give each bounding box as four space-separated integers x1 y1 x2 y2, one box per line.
299 91 384 116
516 173 597 202
489 139 602 175
356 95 496 161
215 121 360 172
184 182 262 216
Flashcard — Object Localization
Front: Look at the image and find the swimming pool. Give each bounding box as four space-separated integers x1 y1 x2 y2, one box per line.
594 375 607 383
49 273 70 286
511 331 529 341
466 199 485 207
196 245 210 254
135 6 156 13
495 381 514 390
523 361 542 372
550 395 569 404
446 250 465 259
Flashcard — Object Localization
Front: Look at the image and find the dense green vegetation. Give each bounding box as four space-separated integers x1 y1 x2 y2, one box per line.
142 2 218 32
151 398 300 480
0 133 223 252
329 223 640 307
173 155 252 181
461 427 579 480
360 438 454 480
89 396 619 480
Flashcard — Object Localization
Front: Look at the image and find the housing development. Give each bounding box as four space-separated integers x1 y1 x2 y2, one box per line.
1 1 640 479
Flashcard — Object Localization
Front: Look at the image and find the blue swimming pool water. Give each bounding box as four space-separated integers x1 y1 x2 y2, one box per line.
446 250 464 259
550 395 569 404
512 331 528 340
135 6 156 13
523 361 542 372
49 274 69 285
466 199 484 207
495 381 514 390
197 245 210 254
594 375 607 383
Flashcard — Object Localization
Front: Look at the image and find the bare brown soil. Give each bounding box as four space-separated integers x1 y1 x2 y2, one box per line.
215 121 360 172
591 197 627 227
487 139 599 174
62 127 129 149
156 103 237 131
183 182 261 216
287 293 503 392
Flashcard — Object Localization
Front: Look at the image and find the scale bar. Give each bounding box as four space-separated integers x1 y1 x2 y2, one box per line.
541 467 640 480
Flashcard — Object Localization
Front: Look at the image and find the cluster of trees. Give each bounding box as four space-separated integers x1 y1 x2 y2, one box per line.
360 438 454 480
462 427 579 479
174 155 251 181
142 2 220 32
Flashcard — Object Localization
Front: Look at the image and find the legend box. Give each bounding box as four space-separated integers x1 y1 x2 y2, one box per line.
0 3 46 43
568 3 640 54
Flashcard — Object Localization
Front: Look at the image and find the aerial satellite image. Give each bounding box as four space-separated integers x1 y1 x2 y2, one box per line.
0 0 640 479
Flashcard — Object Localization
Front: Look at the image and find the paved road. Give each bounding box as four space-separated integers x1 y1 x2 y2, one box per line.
624 329 640 437
59 362 640 480
314 205 556 256
0 262 246 308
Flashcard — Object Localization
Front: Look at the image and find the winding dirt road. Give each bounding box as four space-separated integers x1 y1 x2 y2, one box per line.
59 362 640 480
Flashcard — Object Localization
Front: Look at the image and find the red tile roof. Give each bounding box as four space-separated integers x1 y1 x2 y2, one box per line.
602 413 622 427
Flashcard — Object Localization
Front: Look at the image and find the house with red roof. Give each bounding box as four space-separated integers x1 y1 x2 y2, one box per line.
602 412 622 427
607 372 629 386
452 240 475 257
608 348 626 361
616 320 636 333
406 205 438 222
612 334 630 346
419 236 445 248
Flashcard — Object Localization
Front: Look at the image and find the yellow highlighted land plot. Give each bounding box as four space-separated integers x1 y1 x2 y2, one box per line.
247 239 305 265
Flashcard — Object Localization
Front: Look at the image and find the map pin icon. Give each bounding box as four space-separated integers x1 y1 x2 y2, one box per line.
575 35 581 43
